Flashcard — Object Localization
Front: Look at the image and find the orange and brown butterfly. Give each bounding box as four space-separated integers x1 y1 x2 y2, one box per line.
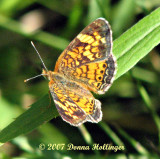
25 18 117 126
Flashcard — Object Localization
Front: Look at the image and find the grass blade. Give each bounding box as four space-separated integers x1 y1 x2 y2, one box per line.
0 95 58 144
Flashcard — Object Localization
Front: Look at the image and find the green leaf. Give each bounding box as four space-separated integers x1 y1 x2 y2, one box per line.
112 0 136 37
0 8 160 144
0 95 58 144
114 7 160 79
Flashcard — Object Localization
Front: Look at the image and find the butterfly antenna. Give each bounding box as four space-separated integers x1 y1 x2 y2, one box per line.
24 73 47 82
31 41 48 72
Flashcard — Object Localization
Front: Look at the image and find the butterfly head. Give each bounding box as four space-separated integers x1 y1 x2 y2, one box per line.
42 69 48 78
42 69 53 81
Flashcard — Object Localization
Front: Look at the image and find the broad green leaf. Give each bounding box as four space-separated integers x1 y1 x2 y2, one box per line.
0 97 22 130
114 7 160 79
0 8 160 144
0 95 58 144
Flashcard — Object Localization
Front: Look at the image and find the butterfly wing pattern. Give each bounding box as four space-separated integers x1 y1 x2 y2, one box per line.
49 73 102 126
46 18 116 126
54 18 116 94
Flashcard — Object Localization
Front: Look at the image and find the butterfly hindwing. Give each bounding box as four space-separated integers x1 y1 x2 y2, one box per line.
49 73 102 126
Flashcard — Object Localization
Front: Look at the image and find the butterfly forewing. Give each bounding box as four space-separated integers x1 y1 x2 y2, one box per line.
54 18 116 94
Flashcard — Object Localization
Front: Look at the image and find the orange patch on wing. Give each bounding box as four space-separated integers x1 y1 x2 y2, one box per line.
92 41 100 46
77 46 84 53
67 51 78 58
91 47 99 52
85 45 91 50
76 68 82 75
87 73 95 80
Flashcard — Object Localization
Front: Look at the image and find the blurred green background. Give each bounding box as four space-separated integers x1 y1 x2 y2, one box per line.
0 0 160 158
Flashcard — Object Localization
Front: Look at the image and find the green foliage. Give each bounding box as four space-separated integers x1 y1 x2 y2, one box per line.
114 7 160 79
0 0 160 158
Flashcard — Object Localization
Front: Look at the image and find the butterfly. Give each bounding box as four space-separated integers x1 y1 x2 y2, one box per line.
25 18 117 126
